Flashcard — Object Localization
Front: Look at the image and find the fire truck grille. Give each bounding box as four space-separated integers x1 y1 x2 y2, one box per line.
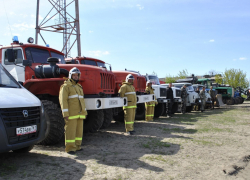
175 89 181 97
160 88 167 97
0 107 40 144
100 73 115 90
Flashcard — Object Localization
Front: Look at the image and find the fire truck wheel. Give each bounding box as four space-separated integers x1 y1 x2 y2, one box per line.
186 106 192 112
13 145 34 153
101 109 113 129
135 103 145 120
113 110 124 122
154 103 164 118
38 100 65 145
84 110 104 133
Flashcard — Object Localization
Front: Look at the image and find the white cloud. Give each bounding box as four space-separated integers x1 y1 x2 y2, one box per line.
136 4 144 10
209 39 215 42
103 51 110 55
233 57 247 61
88 50 110 57
11 23 35 31
89 30 94 33
239 57 247 60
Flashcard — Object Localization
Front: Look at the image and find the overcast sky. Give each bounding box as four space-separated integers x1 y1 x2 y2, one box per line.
0 0 249 79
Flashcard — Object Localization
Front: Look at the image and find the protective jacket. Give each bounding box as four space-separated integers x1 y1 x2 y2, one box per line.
145 86 156 104
59 78 87 119
119 82 137 108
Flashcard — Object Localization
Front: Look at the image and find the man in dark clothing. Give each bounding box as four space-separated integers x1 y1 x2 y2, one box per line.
166 83 174 117
181 84 188 114
209 86 216 109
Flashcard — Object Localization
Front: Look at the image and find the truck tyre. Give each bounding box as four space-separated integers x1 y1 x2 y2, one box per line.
154 103 164 118
172 103 178 114
113 110 124 123
186 106 192 112
84 110 104 133
135 103 145 120
13 145 34 153
226 98 234 105
39 100 65 145
101 109 113 129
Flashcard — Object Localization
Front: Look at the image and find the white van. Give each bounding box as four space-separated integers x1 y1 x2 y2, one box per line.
0 64 46 153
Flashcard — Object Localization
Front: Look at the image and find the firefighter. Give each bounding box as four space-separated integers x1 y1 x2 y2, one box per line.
145 80 156 121
200 86 206 112
59 67 87 154
119 74 137 135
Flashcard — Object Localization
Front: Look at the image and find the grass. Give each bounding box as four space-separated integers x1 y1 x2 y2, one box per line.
142 138 171 149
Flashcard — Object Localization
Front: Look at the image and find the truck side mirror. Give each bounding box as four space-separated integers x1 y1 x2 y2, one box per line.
23 60 32 66
7 49 15 62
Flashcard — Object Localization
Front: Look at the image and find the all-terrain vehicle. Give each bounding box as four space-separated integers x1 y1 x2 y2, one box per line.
192 84 212 109
0 64 46 153
159 83 182 114
143 74 169 117
172 83 200 112
1 36 128 145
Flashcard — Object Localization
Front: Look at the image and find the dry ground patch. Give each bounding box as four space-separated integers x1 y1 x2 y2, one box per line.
0 102 250 180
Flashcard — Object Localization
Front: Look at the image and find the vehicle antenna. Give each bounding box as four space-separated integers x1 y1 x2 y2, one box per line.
2 0 13 38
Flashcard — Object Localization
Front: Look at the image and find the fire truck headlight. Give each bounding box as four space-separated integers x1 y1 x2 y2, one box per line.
96 99 101 108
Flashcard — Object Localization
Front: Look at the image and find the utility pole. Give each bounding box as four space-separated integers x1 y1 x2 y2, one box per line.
35 0 81 57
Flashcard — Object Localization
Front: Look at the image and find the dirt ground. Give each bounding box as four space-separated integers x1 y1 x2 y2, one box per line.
1 101 250 180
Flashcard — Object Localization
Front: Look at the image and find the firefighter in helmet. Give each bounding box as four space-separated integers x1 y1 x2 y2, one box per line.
59 67 87 154
145 80 156 121
118 74 137 135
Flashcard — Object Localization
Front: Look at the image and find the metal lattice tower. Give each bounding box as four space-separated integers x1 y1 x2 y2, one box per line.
35 0 81 57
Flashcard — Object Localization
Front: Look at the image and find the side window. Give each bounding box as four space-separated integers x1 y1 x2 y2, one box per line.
4 49 23 65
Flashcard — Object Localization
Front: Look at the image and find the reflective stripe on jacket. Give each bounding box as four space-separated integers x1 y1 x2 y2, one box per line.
119 82 137 108
59 79 88 118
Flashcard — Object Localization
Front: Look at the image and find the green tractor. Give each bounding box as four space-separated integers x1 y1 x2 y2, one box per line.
197 78 244 105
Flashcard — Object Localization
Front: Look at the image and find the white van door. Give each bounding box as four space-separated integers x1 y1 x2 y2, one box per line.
1 48 25 82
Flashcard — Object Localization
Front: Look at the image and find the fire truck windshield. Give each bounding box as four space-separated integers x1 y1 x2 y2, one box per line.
148 75 160 85
25 47 65 64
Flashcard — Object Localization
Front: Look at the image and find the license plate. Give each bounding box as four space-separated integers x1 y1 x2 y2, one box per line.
16 125 37 136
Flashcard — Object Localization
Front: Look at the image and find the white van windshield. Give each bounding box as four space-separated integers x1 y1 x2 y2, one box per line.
0 65 20 88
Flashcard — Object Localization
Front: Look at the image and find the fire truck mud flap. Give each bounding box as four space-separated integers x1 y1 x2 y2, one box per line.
216 94 226 107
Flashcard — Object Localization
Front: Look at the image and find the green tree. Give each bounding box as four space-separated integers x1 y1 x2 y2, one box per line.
177 69 189 79
165 74 176 83
215 74 223 84
223 69 249 88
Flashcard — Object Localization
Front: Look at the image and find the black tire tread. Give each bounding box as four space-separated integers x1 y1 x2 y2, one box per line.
101 109 113 129
38 100 65 145
84 110 104 133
